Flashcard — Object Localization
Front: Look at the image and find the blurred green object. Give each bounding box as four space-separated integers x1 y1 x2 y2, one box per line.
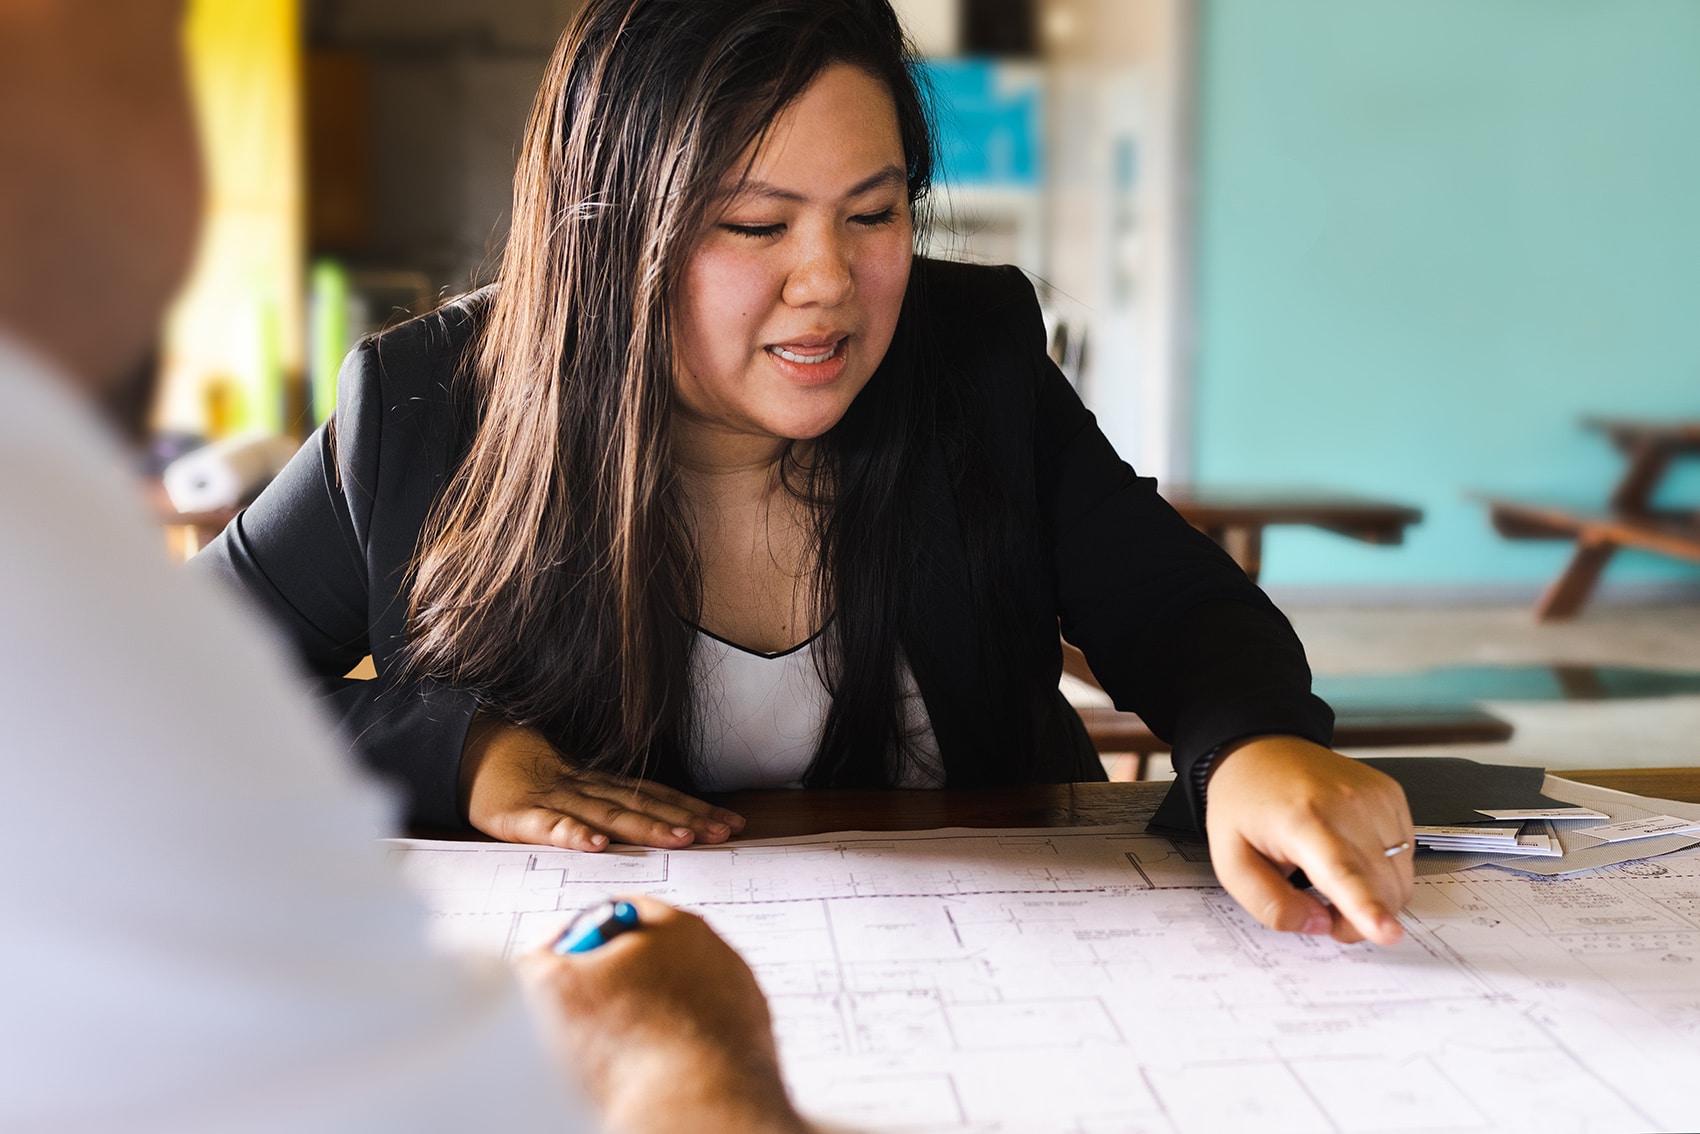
309 258 352 425
230 277 284 435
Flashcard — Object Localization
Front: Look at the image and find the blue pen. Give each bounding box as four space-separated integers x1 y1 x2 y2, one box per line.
553 899 642 954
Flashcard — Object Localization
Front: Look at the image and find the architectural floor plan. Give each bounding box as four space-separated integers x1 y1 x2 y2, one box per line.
392 809 1700 1132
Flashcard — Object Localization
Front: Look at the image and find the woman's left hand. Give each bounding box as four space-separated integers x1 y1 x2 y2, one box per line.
1202 735 1415 946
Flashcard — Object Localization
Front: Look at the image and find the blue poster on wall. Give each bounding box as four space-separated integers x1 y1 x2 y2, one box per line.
918 58 1043 188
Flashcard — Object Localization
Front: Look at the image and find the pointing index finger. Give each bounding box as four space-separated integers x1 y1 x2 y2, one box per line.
1295 843 1407 946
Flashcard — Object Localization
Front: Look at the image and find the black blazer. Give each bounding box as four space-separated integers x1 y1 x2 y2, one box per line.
198 258 1332 831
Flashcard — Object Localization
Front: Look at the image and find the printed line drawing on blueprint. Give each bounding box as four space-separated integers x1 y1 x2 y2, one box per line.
390 829 1700 1133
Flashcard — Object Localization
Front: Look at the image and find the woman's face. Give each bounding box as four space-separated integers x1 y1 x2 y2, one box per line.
672 63 914 454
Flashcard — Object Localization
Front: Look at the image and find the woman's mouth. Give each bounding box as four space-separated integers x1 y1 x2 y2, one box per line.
765 338 845 365
763 336 850 387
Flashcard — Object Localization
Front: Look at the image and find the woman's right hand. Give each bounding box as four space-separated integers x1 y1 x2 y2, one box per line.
517 897 807 1134
459 715 745 850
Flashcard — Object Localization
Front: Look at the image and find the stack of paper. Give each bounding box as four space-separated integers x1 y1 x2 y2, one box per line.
1413 820 1561 856
1360 758 1632 861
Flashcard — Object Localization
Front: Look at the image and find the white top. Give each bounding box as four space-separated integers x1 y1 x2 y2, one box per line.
689 625 945 792
0 335 592 1133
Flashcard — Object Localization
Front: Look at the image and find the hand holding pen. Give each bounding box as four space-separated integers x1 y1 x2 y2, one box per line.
554 899 642 954
518 896 808 1134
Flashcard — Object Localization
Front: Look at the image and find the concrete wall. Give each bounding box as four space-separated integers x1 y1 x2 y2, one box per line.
306 0 582 294
1194 0 1700 597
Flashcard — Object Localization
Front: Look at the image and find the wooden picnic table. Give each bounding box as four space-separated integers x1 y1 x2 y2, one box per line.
1480 417 1700 620
1160 485 1423 583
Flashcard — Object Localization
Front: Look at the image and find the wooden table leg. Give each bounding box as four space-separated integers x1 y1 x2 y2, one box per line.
1534 537 1616 620
1552 664 1609 699
1231 525 1264 582
1609 442 1672 513
1531 439 1671 619
1208 525 1264 582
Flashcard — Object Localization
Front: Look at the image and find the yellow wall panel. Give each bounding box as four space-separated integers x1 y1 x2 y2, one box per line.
160 0 303 436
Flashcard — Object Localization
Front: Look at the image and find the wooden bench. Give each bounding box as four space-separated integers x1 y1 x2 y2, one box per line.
1479 418 1700 620
1160 485 1422 583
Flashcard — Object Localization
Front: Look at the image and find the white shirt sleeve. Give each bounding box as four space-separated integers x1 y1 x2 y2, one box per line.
0 339 598 1133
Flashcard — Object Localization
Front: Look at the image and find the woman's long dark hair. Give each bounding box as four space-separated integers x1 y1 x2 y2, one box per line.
405 0 975 788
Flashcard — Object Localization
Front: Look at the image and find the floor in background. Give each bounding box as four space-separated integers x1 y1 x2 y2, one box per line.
1289 603 1700 774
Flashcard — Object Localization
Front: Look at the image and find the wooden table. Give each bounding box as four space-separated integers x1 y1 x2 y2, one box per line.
145 479 239 562
403 769 1700 1130
422 767 1695 843
1480 417 1700 620
1161 485 1422 582
706 767 1700 840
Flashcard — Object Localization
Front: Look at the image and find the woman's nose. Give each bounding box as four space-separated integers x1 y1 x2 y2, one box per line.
782 231 854 308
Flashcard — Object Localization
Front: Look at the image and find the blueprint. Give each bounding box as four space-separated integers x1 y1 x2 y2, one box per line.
391 796 1700 1133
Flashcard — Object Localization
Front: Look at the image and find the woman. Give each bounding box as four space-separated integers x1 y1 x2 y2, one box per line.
202 0 1413 945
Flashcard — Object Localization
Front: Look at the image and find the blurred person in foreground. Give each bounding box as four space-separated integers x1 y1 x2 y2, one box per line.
0 3 805 1132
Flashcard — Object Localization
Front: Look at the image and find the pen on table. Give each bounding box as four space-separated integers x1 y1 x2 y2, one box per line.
553 899 642 954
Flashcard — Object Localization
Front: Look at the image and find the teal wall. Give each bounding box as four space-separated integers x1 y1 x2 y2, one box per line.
1194 0 1700 589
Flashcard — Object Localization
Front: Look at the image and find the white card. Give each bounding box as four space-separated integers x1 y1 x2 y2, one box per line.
1503 836 1562 857
1575 815 1700 843
1414 825 1520 840
1475 808 1610 821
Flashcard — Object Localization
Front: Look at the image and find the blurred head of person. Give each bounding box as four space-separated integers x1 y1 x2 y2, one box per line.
0 0 200 434
407 0 948 790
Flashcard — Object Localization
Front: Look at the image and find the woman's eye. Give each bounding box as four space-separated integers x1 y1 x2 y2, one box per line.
851 207 899 228
722 222 784 239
